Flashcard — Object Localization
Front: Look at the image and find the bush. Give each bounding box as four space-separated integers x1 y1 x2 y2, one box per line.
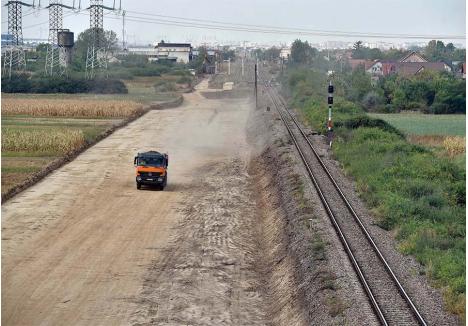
362 91 385 112
338 116 405 137
107 70 134 80
89 79 128 94
176 75 192 85
129 67 162 77
1 74 32 92
169 69 190 76
153 80 176 92
1 75 127 94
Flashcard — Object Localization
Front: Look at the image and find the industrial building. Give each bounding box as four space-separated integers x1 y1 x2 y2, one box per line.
125 41 192 63
154 41 192 63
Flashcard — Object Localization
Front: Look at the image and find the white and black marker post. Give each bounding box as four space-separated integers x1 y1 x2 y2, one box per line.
327 81 334 147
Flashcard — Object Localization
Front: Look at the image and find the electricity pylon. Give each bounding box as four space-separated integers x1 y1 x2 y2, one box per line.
3 1 32 79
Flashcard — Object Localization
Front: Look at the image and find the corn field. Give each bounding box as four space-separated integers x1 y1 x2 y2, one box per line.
2 128 86 154
2 99 143 118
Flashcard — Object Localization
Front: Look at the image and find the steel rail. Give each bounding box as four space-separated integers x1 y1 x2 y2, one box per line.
270 87 427 326
263 84 388 326
262 78 427 326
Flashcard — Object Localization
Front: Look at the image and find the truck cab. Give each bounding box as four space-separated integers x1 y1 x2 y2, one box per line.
134 151 168 190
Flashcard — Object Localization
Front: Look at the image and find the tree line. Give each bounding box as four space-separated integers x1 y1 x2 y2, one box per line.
286 39 466 114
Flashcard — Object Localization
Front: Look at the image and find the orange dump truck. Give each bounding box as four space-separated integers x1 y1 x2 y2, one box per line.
134 151 168 190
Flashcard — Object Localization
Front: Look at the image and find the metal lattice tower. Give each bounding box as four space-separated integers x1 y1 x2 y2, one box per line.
3 1 30 79
85 0 107 79
45 0 64 75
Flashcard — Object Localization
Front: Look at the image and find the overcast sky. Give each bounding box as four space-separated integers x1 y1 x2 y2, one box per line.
1 0 466 47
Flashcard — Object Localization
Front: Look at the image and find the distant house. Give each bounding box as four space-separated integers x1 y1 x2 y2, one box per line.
395 62 451 77
279 47 291 61
348 59 374 70
366 60 396 76
398 51 428 63
154 41 192 63
366 51 451 78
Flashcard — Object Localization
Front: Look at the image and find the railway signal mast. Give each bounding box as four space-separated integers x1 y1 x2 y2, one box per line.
3 1 32 79
327 80 334 147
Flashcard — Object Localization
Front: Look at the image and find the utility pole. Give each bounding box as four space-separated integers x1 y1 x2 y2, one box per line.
254 63 258 108
241 56 244 76
3 1 31 79
121 9 126 50
327 80 334 147
228 57 230 75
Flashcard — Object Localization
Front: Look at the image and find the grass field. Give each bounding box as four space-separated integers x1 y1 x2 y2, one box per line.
370 113 466 169
369 113 466 136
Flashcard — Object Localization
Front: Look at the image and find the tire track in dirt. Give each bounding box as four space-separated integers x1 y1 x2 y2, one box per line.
130 160 269 325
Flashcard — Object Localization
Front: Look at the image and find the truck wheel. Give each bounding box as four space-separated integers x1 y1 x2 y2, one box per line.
136 182 141 190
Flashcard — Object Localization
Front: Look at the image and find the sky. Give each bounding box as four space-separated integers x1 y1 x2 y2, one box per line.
1 0 466 47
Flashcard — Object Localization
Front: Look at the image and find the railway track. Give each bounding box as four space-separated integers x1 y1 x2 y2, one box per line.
261 80 427 326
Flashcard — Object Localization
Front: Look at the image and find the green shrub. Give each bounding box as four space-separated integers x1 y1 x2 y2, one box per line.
153 80 176 92
1 75 127 94
169 69 190 76
89 79 128 94
333 127 465 315
176 75 193 85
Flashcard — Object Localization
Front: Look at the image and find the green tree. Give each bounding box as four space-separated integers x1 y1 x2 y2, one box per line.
264 47 280 61
73 28 118 71
189 46 207 73
352 41 364 58
221 46 235 61
344 66 372 102
290 39 317 65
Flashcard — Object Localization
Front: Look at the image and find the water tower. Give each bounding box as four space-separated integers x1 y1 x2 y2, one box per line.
57 29 74 67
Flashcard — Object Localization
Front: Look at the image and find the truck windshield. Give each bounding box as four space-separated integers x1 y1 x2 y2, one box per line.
138 156 164 167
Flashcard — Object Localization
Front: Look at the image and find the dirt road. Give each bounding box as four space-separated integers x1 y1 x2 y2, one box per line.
2 80 270 325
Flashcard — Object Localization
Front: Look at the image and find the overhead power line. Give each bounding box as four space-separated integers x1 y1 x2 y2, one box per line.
113 13 467 40
12 7 467 40
124 9 466 40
